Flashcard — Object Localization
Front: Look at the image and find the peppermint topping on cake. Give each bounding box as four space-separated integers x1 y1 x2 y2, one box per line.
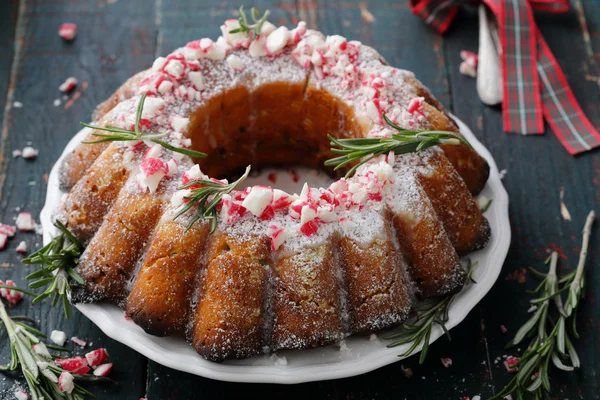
103 14 434 247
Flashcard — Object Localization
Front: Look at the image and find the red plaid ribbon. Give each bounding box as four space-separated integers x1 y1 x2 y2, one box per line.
410 0 600 154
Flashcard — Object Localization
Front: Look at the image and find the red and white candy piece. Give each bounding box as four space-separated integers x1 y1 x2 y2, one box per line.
441 357 453 368
56 356 90 374
71 336 87 347
241 186 273 217
0 233 7 250
58 371 75 394
93 363 113 377
187 71 205 91
460 50 479 66
266 26 290 55
249 35 268 57
136 145 167 194
32 342 51 358
59 77 78 93
504 356 519 373
299 220 319 237
0 280 24 305
459 50 478 78
184 37 228 61
58 23 77 41
21 147 39 159
16 212 35 231
267 224 287 251
14 389 29 400
221 19 251 49
16 241 27 254
0 224 16 237
164 59 185 80
85 348 109 367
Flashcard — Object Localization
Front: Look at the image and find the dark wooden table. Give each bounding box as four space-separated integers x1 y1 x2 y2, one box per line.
0 1 599 399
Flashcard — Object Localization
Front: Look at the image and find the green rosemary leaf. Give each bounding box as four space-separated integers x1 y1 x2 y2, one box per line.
80 92 207 159
0 285 37 297
150 139 207 158
231 6 271 36
386 263 476 364
493 211 594 399
0 300 110 397
481 198 493 213
325 113 472 178
134 92 146 136
173 166 251 233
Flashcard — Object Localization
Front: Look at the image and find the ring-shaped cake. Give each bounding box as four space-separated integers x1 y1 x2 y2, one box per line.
56 16 490 361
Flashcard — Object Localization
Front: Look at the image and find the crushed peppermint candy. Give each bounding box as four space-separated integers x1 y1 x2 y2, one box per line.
0 233 7 250
58 23 77 40
16 212 35 231
71 336 87 347
93 363 113 377
441 357 453 368
70 14 452 259
504 356 519 373
58 371 75 394
85 348 109 367
500 325 507 334
21 147 39 159
59 77 78 93
0 280 24 305
0 224 16 237
14 389 29 400
50 330 67 346
15 241 27 254
459 50 478 78
12 149 22 157
56 356 90 374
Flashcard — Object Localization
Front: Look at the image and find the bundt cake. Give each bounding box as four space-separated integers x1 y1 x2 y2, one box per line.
56 11 491 361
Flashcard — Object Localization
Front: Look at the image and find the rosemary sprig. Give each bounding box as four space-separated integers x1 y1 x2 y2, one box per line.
491 210 595 400
21 221 83 319
173 166 251 233
325 114 471 178
228 6 271 36
80 93 206 159
385 260 477 364
0 300 112 399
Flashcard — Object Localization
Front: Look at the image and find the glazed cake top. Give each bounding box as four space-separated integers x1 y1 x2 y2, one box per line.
96 16 444 252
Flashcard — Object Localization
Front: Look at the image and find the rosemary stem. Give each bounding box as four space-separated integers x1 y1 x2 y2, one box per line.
0 284 38 297
548 251 558 280
573 210 595 285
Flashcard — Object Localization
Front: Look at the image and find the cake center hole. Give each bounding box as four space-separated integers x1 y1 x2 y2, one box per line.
186 84 361 181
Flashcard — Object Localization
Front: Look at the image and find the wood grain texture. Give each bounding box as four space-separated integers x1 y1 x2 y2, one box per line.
0 0 598 399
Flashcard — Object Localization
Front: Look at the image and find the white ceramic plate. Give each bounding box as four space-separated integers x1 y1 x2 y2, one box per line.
40 115 510 384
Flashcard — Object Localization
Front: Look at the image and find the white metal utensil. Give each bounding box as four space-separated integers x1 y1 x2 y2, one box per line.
477 4 503 106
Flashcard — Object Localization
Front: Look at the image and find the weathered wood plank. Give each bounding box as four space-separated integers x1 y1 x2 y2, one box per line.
446 4 600 399
0 0 157 398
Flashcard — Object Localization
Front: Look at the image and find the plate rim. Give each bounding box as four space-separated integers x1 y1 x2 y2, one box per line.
40 115 510 384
